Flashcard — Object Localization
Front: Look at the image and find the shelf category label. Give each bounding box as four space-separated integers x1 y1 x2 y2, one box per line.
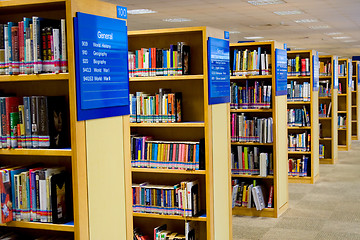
358 64 360 84
313 52 319 91
348 61 353 88
334 56 339 89
207 37 230 105
275 48 287 96
74 12 129 121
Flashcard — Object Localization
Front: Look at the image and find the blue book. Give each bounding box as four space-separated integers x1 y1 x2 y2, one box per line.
10 168 27 221
7 22 13 75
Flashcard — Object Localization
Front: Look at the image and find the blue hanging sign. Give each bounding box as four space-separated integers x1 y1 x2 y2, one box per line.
224 31 229 40
74 12 129 121
312 52 319 91
117 6 127 19
207 37 230 105
333 56 339 89
358 63 360 84
348 61 352 88
275 48 287 96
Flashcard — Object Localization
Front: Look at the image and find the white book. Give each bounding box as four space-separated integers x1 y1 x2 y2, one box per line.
259 153 268 177
247 184 253 208
52 28 60 73
4 25 9 75
232 185 239 208
60 19 67 73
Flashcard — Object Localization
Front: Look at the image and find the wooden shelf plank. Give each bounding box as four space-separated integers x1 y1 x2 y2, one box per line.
352 106 357 108
0 0 65 7
338 76 347 78
320 138 332 141
288 151 311 154
0 73 69 82
231 174 273 179
288 126 311 130
231 142 273 146
230 75 272 80
0 148 72 156
338 94 347 96
320 158 334 164
130 122 205 128
288 176 313 184
319 76 332 79
132 168 206 175
338 128 347 131
338 111 347 113
0 221 74 232
287 76 310 79
129 75 204 82
352 120 358 123
287 101 311 105
352 91 357 93
319 97 331 99
133 212 207 222
319 117 331 120
232 207 275 217
230 109 272 113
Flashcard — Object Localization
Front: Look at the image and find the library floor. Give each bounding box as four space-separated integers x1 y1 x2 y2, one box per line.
232 141 360 240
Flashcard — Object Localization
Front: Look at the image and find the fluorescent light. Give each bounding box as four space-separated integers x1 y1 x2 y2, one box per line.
274 10 303 15
127 9 157 15
294 19 318 23
325 32 343 35
248 0 286 6
162 18 192 23
343 40 357 43
229 31 241 34
332 36 351 39
262 39 275 42
294 47 306 50
308 25 330 29
244 36 264 39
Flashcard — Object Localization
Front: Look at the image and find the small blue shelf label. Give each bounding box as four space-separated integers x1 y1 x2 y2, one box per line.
74 12 129 121
117 6 127 19
275 48 287 96
224 31 229 40
348 61 352 88
334 56 339 89
207 37 230 105
313 52 319 91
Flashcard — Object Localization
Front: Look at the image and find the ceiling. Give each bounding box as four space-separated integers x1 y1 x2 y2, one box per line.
104 0 360 57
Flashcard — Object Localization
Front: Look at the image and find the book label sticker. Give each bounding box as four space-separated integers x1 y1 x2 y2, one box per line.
117 6 127 19
207 37 230 105
334 57 339 89
275 48 287 96
74 12 129 121
313 52 319 91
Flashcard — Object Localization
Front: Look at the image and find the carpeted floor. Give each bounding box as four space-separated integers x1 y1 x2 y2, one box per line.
232 141 360 240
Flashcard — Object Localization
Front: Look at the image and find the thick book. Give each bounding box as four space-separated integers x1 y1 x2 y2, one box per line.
50 171 70 223
5 97 21 148
0 169 12 223
38 96 50 148
30 96 39 148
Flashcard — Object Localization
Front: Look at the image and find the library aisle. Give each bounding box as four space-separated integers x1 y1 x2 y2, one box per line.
232 141 360 240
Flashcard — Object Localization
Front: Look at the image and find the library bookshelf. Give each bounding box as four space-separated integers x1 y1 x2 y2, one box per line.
352 61 360 140
338 59 352 151
0 0 132 240
318 56 338 164
287 50 319 184
229 41 288 218
129 27 231 240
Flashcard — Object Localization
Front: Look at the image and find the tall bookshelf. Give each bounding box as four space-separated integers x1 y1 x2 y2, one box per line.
0 1 132 240
287 50 319 184
352 61 360 140
229 41 288 218
318 55 338 164
338 58 352 151
129 27 231 240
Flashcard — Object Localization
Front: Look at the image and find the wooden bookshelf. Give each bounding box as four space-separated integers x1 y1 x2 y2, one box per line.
229 41 288 218
318 55 338 164
129 27 231 240
352 61 360 140
0 222 74 232
338 59 352 151
287 50 319 184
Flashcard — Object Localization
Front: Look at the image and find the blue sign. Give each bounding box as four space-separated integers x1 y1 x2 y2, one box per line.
348 61 352 88
283 43 287 50
117 6 127 19
312 52 319 91
358 64 360 84
334 57 338 89
224 31 229 40
207 37 230 105
275 49 287 96
74 12 129 121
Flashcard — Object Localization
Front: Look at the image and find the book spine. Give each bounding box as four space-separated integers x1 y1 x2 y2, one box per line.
19 21 25 74
52 28 60 73
7 22 13 75
31 96 39 148
11 26 19 75
60 19 68 73
23 97 32 148
38 96 49 148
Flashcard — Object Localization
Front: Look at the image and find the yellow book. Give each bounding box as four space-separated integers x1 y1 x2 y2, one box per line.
242 185 247 206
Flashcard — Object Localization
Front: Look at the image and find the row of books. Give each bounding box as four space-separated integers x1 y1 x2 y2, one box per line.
288 156 309 177
287 107 310 127
132 180 200 217
287 56 310 76
319 144 325 159
130 90 182 123
319 80 331 97
130 136 205 170
231 146 273 177
0 18 67 75
128 42 190 77
134 222 198 240
319 103 332 118
319 61 331 76
230 81 272 109
338 62 347 77
231 48 271 76
230 114 273 143
231 179 273 210
338 115 346 129
288 132 311 152
0 165 71 224
287 81 311 102
0 96 69 149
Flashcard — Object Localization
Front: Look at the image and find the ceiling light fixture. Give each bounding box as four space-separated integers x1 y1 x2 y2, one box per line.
294 19 318 23
308 25 330 29
162 18 192 23
248 0 286 6
273 10 303 15
244 36 264 39
127 9 157 15
229 31 241 34
294 47 306 50
343 40 357 43
325 32 343 35
332 36 351 39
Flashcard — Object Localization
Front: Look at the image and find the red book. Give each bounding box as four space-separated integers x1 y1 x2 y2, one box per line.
301 59 306 76
289 159 293 173
11 26 20 75
18 21 25 74
0 169 13 223
267 185 274 208
5 97 21 148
